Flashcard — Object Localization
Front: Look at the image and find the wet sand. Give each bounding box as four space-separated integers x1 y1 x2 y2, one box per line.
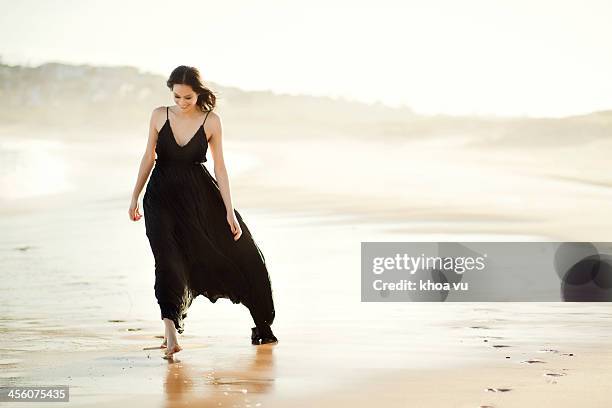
1 128 612 407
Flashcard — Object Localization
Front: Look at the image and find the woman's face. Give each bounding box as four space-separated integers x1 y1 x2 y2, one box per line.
172 84 199 111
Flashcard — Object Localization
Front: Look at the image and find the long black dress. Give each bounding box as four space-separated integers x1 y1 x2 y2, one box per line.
143 106 275 334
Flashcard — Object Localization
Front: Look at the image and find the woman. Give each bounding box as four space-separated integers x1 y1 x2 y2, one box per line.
128 65 277 358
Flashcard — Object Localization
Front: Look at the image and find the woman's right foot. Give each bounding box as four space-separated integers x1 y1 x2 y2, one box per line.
163 339 183 359
162 318 182 358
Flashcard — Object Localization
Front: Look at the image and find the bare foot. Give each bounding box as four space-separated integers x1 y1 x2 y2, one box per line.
163 343 183 359
162 318 182 359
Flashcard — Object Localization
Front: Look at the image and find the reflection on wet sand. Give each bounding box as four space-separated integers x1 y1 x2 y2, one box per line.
163 344 276 407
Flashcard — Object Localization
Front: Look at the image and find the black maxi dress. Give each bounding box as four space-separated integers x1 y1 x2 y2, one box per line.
143 106 275 334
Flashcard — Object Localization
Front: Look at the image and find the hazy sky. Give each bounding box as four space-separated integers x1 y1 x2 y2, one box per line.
1 0 611 117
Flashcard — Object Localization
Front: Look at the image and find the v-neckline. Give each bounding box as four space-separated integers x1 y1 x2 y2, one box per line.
164 118 203 148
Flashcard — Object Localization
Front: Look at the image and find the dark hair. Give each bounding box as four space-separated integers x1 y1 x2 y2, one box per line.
166 65 216 112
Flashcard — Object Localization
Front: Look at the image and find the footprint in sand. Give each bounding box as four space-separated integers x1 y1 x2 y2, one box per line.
544 372 567 384
521 359 546 364
14 245 33 251
544 372 567 377
538 349 574 357
481 335 504 343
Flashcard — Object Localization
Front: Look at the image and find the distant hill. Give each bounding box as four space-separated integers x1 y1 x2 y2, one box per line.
0 62 611 146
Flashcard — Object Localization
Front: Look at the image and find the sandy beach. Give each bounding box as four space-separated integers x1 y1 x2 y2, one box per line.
1 123 612 407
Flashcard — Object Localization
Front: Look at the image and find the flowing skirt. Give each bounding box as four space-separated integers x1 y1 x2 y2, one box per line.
143 161 275 333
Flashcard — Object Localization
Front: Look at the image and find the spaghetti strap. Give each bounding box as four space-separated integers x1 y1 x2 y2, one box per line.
166 106 169 120
203 110 211 126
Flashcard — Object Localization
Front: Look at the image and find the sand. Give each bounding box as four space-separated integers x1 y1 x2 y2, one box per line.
1 127 612 407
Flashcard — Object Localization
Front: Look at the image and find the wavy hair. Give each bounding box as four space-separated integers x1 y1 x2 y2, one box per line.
166 65 216 112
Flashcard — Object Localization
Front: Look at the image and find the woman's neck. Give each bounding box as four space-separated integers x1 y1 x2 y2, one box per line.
172 105 202 118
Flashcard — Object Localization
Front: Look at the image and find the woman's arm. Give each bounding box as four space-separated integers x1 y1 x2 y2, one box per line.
128 108 160 221
207 112 234 213
207 112 242 240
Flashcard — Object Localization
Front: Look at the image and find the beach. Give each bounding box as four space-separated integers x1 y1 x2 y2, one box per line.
1 125 612 407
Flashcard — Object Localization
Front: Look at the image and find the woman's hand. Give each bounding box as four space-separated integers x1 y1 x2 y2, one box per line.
227 211 242 241
129 198 142 221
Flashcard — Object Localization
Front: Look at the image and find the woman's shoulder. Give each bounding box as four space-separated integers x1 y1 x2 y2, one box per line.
204 109 221 124
151 105 167 118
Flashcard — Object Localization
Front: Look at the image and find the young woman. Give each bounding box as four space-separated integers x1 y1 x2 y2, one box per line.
128 65 277 359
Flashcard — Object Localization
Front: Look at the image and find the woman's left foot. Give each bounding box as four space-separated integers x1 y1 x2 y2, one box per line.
251 327 260 345
251 325 278 345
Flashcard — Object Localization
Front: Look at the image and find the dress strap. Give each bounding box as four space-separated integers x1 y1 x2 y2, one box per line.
203 110 211 126
166 106 169 121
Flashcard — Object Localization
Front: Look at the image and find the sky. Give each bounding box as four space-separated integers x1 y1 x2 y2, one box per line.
1 0 611 117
